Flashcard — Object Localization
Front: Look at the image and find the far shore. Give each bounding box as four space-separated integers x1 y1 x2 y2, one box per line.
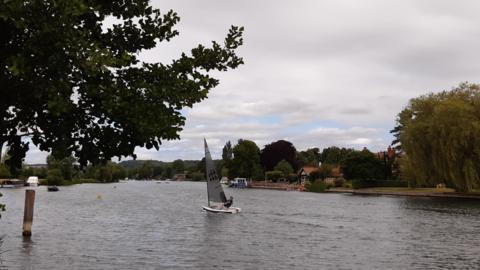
248 181 480 199
327 187 480 199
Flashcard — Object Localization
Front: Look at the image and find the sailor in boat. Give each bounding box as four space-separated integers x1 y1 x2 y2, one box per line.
223 196 233 208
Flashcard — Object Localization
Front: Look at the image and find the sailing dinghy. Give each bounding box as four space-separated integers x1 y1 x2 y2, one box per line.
202 139 241 214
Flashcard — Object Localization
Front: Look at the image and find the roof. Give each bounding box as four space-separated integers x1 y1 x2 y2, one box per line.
298 166 319 175
331 166 342 178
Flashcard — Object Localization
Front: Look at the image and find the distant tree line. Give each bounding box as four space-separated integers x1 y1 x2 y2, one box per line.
2 83 478 193
8 157 209 185
216 139 397 184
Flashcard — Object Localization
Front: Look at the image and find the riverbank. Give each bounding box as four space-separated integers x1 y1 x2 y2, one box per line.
327 187 480 199
249 181 299 191
248 181 480 199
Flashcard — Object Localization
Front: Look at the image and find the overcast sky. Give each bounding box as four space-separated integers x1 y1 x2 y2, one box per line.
26 0 480 163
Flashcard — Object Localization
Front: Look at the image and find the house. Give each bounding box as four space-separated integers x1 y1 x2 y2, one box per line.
297 166 319 184
324 166 343 185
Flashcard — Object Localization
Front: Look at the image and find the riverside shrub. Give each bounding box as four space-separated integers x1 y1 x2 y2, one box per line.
47 169 64 186
305 181 327 192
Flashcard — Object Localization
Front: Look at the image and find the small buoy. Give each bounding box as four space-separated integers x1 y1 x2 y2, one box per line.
97 194 102 200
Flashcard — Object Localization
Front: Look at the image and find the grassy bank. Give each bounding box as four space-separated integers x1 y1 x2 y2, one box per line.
328 187 480 199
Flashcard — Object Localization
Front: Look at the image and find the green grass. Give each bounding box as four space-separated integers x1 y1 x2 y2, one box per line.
358 187 456 193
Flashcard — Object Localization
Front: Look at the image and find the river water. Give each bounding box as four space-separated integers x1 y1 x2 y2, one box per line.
0 181 479 269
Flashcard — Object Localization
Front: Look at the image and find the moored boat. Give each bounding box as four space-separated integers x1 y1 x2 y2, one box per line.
229 177 249 188
47 186 59 192
0 179 24 188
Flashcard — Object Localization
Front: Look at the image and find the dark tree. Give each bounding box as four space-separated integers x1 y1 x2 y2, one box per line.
341 149 384 181
152 166 164 178
297 147 320 167
0 1 244 169
171 159 185 174
260 140 297 171
319 146 355 165
230 139 262 179
222 141 233 161
138 161 154 179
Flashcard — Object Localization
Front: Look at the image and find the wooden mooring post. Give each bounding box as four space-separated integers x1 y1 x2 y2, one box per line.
22 190 35 237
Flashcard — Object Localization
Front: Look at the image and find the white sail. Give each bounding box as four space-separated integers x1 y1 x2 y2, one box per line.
204 139 227 205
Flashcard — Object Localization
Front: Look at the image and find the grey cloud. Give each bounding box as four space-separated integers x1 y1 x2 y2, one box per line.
24 0 480 163
339 107 370 115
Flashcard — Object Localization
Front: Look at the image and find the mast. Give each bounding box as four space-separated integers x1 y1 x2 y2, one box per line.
204 138 210 207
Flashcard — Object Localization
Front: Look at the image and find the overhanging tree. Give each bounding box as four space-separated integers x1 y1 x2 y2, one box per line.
0 0 244 169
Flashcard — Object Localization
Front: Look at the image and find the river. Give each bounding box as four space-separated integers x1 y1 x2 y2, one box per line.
0 181 479 269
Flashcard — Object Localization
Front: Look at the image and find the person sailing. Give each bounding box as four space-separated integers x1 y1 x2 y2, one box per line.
223 196 233 208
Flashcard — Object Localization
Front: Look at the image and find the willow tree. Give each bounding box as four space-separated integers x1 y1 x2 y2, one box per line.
392 83 480 192
0 1 243 169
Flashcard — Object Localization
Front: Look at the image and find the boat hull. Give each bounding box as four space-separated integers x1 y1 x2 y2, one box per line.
47 186 59 192
202 206 241 214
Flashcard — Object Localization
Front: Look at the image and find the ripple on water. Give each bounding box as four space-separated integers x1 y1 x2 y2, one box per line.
0 182 480 269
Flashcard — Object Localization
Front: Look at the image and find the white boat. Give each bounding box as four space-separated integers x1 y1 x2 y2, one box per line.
26 176 39 187
229 177 249 188
0 179 24 188
202 139 241 214
202 205 241 214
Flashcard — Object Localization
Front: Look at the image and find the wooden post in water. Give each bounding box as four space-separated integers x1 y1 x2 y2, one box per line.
22 190 35 237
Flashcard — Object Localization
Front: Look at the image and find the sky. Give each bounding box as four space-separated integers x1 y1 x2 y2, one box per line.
25 0 480 163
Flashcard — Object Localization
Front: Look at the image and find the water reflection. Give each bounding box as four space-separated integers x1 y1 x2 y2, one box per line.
21 237 34 256
19 237 35 270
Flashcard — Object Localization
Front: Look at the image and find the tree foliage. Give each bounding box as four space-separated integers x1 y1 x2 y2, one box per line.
297 147 320 167
0 164 10 178
393 83 480 192
260 140 297 171
318 164 334 180
47 155 76 181
222 141 233 161
341 149 384 181
273 159 294 177
0 0 244 169
230 139 262 179
320 146 355 165
265 171 283 182
171 159 185 174
47 168 64 186
138 161 154 179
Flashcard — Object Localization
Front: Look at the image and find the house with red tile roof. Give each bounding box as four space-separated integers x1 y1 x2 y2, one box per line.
297 166 319 184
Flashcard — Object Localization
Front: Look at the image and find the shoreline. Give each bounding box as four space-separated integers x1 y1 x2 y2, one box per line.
247 181 480 199
326 188 480 199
